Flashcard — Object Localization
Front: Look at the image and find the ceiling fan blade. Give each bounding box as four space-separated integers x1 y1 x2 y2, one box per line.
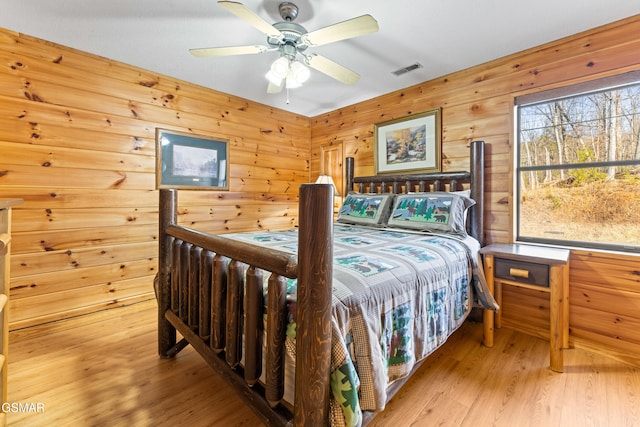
218 1 283 40
301 15 379 47
189 45 268 57
306 54 360 85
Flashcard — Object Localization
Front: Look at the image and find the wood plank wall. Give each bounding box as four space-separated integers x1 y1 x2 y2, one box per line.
0 28 310 329
0 15 639 366
310 15 640 366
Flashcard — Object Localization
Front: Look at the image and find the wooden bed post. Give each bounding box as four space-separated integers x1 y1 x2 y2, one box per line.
469 140 485 247
158 189 177 357
345 156 355 194
294 183 334 426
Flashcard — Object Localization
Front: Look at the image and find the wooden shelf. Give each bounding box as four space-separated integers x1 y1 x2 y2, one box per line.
0 199 22 424
494 277 553 293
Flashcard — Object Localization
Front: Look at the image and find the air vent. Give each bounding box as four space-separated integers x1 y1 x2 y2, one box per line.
392 62 423 76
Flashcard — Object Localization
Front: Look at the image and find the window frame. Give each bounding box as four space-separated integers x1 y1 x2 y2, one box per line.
514 71 640 254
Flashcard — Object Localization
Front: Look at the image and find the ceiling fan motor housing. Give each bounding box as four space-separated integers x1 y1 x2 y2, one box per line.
268 21 309 54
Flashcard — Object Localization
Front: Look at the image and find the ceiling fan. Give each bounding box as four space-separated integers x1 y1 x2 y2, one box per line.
190 1 379 94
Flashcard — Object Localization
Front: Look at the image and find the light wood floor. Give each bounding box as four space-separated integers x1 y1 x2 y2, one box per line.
7 300 640 427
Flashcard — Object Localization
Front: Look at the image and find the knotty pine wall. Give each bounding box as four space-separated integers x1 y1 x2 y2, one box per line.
1 14 639 366
310 15 640 366
0 28 310 329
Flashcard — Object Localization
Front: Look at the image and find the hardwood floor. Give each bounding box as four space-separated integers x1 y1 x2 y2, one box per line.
7 300 640 426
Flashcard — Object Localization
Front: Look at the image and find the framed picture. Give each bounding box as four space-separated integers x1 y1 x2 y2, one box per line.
374 108 441 174
156 128 229 190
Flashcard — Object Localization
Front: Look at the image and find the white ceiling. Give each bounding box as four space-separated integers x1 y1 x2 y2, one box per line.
2 1 638 117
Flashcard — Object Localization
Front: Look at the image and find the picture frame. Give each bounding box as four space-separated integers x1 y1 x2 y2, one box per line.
156 128 229 190
374 108 442 174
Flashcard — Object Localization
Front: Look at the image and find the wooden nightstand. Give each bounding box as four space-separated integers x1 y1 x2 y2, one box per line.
480 243 570 372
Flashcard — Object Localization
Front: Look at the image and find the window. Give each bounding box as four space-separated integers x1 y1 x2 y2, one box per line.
515 72 640 253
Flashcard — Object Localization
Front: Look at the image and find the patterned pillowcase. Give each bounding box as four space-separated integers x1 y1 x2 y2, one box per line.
337 193 396 227
387 192 475 235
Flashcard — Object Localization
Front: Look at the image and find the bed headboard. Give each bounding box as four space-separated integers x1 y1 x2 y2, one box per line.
344 140 485 246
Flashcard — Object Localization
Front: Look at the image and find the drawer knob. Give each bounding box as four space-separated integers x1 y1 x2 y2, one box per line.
509 267 530 278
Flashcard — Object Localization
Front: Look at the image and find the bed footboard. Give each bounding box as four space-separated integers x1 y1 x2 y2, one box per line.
157 184 335 426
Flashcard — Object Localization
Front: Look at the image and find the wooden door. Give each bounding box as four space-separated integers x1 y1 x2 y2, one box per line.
320 142 344 197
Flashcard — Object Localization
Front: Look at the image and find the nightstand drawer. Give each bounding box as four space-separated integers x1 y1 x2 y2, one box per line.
495 257 549 287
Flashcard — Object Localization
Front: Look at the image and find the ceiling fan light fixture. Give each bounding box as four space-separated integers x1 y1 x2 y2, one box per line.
265 70 285 86
267 57 309 90
285 78 302 89
289 61 310 84
270 57 290 79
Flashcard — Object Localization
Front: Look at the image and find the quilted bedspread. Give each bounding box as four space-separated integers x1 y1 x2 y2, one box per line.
222 223 496 427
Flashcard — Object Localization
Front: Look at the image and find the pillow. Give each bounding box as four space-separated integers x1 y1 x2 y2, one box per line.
387 192 475 235
452 189 471 198
452 189 472 225
337 193 395 227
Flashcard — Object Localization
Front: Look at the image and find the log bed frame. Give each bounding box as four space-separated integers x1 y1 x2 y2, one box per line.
157 140 489 426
